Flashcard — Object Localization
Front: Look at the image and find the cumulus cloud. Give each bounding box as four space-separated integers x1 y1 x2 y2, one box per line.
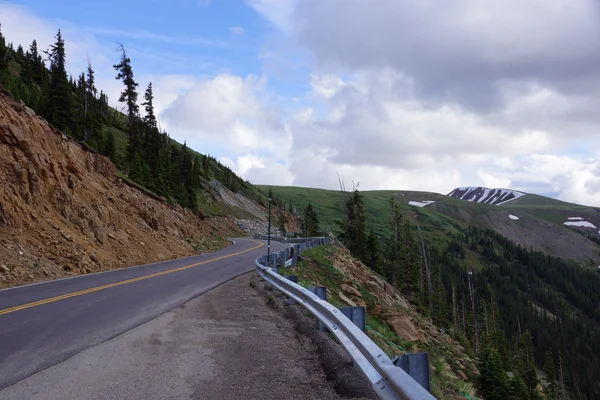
162 73 291 154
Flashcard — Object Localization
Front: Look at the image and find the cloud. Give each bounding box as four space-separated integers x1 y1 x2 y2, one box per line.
86 27 225 47
253 0 600 110
229 26 245 35
161 73 291 154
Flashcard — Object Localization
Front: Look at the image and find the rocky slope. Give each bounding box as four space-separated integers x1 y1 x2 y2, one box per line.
0 92 242 288
281 243 478 399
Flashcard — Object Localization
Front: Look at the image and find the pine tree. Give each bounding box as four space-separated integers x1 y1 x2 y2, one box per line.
366 229 381 273
543 349 557 400
0 24 7 75
103 130 116 161
44 30 72 132
479 345 510 400
516 331 540 399
192 155 202 188
340 189 368 263
387 198 404 287
114 44 139 158
508 376 530 400
141 82 156 128
302 203 320 237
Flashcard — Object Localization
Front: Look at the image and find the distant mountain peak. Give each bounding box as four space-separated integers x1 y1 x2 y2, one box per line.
448 186 525 205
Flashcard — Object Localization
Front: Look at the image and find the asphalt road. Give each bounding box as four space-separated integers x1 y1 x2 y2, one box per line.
0 238 286 389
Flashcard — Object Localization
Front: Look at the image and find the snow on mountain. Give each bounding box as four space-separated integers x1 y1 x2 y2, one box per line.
448 187 525 206
408 200 435 208
564 221 597 229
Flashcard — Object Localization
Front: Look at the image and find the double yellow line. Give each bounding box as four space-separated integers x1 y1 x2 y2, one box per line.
0 241 263 316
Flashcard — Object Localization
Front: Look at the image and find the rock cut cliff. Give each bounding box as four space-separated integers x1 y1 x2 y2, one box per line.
0 91 241 288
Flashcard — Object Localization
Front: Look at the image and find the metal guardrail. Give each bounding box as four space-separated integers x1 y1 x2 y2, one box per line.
254 238 435 400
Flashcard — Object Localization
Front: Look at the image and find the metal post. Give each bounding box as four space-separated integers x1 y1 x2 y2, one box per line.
308 286 327 332
340 306 366 333
392 353 431 393
267 197 271 268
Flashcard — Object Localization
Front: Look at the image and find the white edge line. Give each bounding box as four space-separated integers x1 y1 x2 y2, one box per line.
0 237 246 294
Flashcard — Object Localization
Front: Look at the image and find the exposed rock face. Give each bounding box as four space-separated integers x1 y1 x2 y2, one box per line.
236 219 280 236
0 93 241 288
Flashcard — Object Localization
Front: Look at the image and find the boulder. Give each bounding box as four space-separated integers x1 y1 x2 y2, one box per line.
355 298 368 312
340 283 362 297
371 303 383 317
385 314 426 343
338 291 357 307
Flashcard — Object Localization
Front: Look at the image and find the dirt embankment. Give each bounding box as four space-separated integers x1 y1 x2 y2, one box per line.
0 93 241 289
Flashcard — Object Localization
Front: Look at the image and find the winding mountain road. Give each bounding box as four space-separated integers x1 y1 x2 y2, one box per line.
0 238 287 390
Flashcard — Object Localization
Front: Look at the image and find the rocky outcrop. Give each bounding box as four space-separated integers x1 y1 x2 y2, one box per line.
381 313 427 343
236 219 280 236
0 93 241 288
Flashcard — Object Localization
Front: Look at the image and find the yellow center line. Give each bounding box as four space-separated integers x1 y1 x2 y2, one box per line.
0 241 264 316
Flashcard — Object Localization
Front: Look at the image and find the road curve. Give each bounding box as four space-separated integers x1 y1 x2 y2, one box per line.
0 238 287 389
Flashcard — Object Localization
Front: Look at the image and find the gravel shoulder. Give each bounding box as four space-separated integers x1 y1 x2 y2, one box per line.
1 272 375 400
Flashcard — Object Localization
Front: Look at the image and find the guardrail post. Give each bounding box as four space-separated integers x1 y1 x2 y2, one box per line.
279 251 286 269
284 275 298 305
308 286 327 332
392 353 431 393
340 306 366 333
292 245 299 265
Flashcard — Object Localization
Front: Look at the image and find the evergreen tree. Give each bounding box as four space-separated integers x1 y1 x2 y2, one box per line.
141 82 156 128
508 376 530 400
0 24 7 75
113 44 139 158
478 345 509 400
387 198 406 287
516 331 540 399
543 349 557 400
366 229 382 273
103 130 116 161
340 189 368 263
44 30 72 132
302 203 321 237
192 155 202 188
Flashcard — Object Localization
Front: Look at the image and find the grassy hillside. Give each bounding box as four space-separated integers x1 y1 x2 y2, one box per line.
260 185 600 265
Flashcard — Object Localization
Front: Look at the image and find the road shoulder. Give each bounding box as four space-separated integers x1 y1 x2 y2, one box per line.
1 272 372 400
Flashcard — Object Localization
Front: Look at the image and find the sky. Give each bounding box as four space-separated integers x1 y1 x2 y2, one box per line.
2 0 600 206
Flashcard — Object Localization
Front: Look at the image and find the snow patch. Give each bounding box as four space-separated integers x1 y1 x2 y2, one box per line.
564 221 597 228
567 217 583 221
509 215 519 220
449 187 525 205
409 200 435 208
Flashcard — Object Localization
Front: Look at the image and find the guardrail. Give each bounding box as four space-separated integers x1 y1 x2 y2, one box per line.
252 235 320 243
254 238 435 400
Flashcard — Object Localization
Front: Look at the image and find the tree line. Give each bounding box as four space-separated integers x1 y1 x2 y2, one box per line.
0 25 256 212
